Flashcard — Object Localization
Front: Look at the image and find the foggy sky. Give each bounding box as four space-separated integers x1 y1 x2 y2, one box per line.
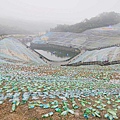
0 0 120 24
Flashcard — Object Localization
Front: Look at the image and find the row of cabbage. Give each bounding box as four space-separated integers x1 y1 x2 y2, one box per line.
0 71 120 119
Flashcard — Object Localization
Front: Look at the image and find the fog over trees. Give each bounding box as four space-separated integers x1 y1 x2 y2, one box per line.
50 12 120 33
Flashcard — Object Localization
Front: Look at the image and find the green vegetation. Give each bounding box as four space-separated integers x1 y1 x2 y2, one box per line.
50 12 120 33
0 64 120 120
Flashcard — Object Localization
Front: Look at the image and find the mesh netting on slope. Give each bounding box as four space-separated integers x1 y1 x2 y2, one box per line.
70 46 120 64
34 24 120 49
0 38 46 64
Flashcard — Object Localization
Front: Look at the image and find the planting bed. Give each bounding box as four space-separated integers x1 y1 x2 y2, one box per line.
0 64 120 120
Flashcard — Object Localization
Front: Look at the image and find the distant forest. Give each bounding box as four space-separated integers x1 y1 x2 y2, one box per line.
50 12 120 33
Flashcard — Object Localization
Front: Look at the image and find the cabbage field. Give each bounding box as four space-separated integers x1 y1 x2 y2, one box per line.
0 64 120 120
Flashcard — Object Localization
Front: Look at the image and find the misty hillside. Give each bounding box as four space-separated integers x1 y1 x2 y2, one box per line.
0 24 29 35
34 23 120 50
50 12 120 33
0 18 57 35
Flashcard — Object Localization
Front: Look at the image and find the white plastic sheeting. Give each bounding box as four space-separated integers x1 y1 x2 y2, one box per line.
70 46 120 64
32 23 120 49
0 38 46 64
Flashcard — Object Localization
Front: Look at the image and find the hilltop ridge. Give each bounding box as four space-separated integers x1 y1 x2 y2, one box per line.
50 12 120 33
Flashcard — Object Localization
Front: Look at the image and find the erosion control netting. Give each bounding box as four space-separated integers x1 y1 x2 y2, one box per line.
0 38 46 64
70 46 120 64
0 64 120 119
32 23 120 49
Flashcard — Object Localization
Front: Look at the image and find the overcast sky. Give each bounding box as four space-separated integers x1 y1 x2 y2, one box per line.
0 0 120 24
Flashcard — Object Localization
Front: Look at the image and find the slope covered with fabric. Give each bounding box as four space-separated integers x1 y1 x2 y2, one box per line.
0 38 46 64
32 23 120 50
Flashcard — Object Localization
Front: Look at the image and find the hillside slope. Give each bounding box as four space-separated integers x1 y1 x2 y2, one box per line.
69 46 120 64
0 18 57 35
50 12 120 33
0 38 46 64
0 25 29 35
33 23 120 50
